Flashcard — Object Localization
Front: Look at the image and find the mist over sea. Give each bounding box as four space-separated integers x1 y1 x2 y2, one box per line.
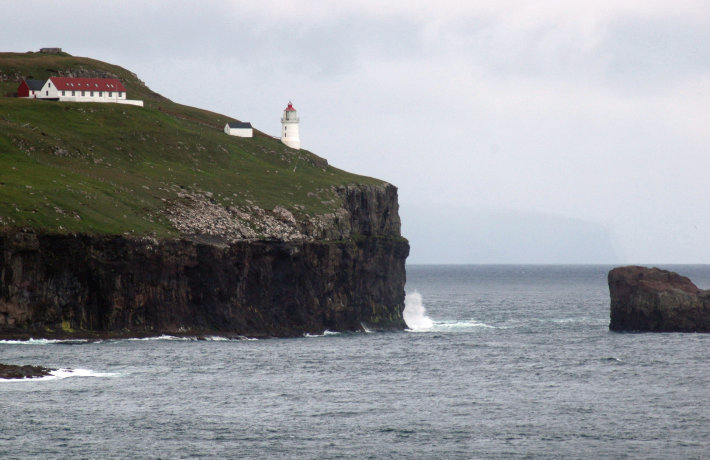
2 265 709 459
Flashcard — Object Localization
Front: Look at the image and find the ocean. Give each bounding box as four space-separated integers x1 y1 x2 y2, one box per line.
1 265 709 459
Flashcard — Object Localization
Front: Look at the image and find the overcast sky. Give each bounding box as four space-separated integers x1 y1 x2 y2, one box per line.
3 1 710 263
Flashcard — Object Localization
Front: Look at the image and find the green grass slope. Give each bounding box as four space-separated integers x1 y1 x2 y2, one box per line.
0 52 382 236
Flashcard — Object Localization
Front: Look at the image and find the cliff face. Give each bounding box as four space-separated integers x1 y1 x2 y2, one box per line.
0 185 409 338
165 183 403 243
608 266 710 332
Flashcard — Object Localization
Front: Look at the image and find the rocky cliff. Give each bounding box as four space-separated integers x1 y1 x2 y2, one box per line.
608 266 710 332
0 184 409 338
0 52 410 338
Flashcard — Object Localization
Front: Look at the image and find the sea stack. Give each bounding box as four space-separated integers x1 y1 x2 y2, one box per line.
608 266 710 332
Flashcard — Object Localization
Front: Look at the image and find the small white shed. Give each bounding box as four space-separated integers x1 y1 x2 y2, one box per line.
224 121 253 138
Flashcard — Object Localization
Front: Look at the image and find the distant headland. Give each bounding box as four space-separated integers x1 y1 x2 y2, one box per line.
0 50 409 339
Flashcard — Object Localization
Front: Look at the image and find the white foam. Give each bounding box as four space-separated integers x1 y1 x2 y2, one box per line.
0 368 121 383
403 291 434 331
304 330 341 338
126 335 191 341
0 338 89 345
550 317 592 324
48 368 121 379
432 319 498 330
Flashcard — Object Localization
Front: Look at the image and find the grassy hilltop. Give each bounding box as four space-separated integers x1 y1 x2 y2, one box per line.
0 51 381 237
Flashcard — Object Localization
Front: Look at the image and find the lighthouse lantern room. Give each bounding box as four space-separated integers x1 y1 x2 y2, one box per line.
280 101 301 150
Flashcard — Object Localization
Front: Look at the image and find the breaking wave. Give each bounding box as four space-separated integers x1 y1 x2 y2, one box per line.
0 338 90 345
127 335 193 341
1 368 121 383
304 330 341 338
403 292 500 332
403 291 434 331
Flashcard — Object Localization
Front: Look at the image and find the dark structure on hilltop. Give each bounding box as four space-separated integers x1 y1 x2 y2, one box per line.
608 266 710 332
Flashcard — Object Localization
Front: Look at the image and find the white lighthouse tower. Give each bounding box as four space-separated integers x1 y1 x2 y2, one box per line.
280 101 300 150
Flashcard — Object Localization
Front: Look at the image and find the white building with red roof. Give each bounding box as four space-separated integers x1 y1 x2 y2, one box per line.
28 77 143 106
280 101 300 150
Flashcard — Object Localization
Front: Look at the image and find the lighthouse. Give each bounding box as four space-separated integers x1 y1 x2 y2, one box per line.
280 101 300 150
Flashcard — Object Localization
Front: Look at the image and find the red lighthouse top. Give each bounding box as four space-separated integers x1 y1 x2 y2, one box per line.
285 101 296 111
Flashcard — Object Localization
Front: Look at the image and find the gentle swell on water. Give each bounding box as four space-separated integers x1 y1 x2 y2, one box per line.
1 265 706 458
403 291 434 330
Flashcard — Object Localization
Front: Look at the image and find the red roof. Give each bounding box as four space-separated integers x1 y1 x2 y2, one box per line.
49 77 126 92
285 101 296 111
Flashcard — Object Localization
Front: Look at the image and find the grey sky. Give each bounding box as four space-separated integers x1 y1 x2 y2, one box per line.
3 1 710 263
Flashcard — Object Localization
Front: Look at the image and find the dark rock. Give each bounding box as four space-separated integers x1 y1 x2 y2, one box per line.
0 181 409 338
0 363 53 379
608 266 710 332
337 184 402 237
0 234 408 338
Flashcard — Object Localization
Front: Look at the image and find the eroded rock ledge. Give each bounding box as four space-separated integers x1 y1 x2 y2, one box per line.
608 266 710 332
164 183 403 243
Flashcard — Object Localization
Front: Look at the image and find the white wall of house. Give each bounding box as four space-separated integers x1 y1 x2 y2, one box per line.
224 124 253 137
38 80 59 98
57 90 125 102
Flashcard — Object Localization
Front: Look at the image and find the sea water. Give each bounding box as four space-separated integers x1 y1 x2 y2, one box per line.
1 265 709 459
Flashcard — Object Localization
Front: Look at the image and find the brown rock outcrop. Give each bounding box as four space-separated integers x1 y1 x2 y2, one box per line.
0 363 53 379
608 266 710 332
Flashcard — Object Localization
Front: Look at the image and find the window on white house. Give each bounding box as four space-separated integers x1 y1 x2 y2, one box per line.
72 91 75 96
108 92 112 97
62 91 65 96
118 92 123 97
46 91 48 96
99 91 103 97
90 91 94 97
81 91 85 96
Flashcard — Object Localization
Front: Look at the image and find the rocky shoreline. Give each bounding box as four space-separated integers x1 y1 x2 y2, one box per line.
0 363 54 379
